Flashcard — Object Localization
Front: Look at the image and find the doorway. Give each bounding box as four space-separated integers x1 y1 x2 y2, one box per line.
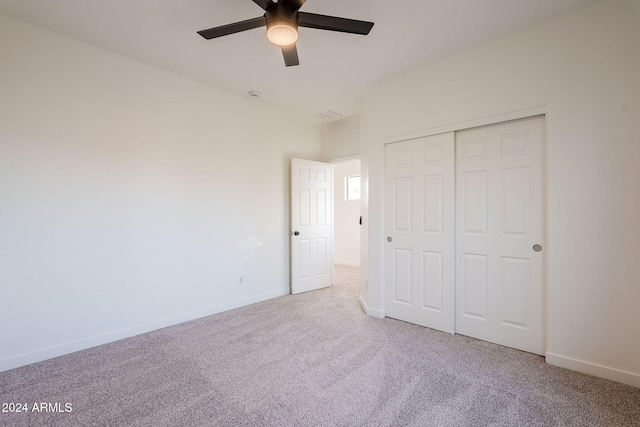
332 159 361 269
289 158 361 294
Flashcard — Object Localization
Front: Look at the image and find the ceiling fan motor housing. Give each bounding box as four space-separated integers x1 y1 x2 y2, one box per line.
266 2 298 25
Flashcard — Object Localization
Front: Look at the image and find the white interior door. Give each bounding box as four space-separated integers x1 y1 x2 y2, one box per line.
291 158 332 294
383 133 455 334
456 116 545 355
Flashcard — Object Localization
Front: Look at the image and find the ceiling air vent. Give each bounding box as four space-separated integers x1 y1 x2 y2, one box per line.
315 110 344 121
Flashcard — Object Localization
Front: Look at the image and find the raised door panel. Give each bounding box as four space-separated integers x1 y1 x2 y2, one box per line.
299 188 310 226
461 137 489 161
461 254 488 320
502 257 530 329
298 239 310 279
393 177 412 232
393 249 412 305
501 131 529 157
316 238 327 276
316 188 327 226
422 175 443 234
423 145 444 165
503 167 530 237
393 149 413 169
422 251 443 312
462 171 488 235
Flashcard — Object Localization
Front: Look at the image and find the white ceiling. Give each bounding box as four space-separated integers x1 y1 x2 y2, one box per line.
0 0 600 122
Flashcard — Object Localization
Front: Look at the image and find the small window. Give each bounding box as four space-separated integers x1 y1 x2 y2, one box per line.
345 176 361 201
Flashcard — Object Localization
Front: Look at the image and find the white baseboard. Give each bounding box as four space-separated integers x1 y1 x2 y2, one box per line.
0 288 289 373
358 294 384 318
546 352 640 389
334 260 361 267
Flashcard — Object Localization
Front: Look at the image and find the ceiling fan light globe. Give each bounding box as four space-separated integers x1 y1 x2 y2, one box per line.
267 23 298 46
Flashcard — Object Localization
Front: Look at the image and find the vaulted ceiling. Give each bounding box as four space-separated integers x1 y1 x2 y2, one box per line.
0 0 601 121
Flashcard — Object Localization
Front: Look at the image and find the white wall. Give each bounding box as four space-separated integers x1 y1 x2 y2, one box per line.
360 0 640 387
333 160 361 267
320 115 361 161
0 14 321 371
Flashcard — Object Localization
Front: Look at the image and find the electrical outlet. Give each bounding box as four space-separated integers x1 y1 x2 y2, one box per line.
238 276 244 286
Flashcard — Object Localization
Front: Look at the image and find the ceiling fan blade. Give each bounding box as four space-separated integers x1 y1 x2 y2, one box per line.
197 16 266 39
298 12 374 35
282 0 306 10
282 44 300 67
252 0 272 10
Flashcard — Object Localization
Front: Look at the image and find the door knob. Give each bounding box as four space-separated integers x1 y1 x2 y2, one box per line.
533 244 542 252
293 231 300 236
387 236 392 242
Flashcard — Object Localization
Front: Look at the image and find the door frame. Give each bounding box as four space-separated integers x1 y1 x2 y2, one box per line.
289 156 362 293
379 106 548 351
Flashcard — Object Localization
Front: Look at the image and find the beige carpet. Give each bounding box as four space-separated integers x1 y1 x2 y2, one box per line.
1 265 639 426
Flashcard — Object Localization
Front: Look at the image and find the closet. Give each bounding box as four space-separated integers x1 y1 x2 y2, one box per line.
383 116 545 355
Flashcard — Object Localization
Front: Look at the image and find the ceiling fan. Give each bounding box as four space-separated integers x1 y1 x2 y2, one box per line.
197 0 374 67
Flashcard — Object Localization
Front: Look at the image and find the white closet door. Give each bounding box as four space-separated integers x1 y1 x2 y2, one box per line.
456 116 545 355
384 133 455 334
